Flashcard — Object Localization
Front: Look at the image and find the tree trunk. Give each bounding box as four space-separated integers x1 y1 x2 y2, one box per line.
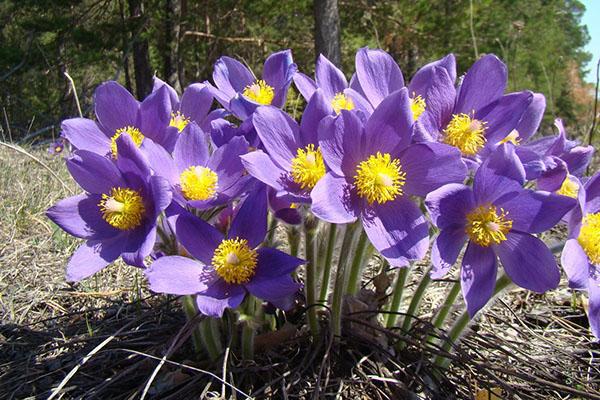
314 0 341 66
128 0 153 99
163 0 182 92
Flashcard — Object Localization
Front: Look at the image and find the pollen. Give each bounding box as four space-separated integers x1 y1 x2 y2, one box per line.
243 80 275 105
212 237 258 284
331 92 355 114
290 144 326 190
354 152 406 205
410 94 426 120
179 166 219 201
556 175 579 199
170 111 190 132
465 204 513 247
498 129 521 145
99 187 146 230
578 213 600 265
443 113 487 156
110 126 145 158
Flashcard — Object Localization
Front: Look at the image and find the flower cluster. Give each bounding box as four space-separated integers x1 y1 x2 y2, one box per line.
47 48 599 345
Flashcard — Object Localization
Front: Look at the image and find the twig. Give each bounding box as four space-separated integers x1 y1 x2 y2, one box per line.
469 0 479 58
3 107 12 142
588 58 599 175
64 72 83 118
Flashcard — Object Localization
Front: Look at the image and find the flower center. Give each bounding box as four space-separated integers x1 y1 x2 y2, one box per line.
578 213 600 265
410 94 426 120
556 175 579 199
110 126 145 158
290 144 326 190
354 152 406 205
211 238 258 284
465 204 512 247
98 187 146 230
170 111 190 132
498 129 521 145
443 113 487 156
243 80 275 105
179 166 219 201
331 92 355 114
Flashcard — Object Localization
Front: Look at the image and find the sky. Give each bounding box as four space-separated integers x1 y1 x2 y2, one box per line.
582 0 600 83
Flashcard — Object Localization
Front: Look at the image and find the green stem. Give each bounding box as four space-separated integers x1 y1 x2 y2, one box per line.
426 280 461 344
400 268 432 333
319 223 338 304
240 296 257 360
434 274 513 368
265 213 278 246
181 295 203 354
304 215 320 337
331 222 360 337
287 225 301 257
346 228 372 295
200 317 222 361
384 266 409 328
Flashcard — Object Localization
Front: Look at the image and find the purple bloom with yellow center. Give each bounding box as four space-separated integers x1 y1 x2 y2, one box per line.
425 145 576 316
145 186 304 317
561 172 600 339
61 81 171 158
48 138 66 156
240 89 331 203
46 135 172 282
310 88 467 267
143 122 251 210
151 77 228 152
209 50 297 121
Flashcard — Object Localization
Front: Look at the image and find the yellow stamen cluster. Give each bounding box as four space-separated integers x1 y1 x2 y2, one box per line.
578 213 600 265
410 94 426 120
443 113 487 156
99 187 146 230
110 126 145 158
170 111 190 132
212 238 258 284
331 92 355 114
179 166 219 201
465 204 513 247
354 152 406 205
243 80 275 105
290 144 326 190
556 176 579 199
498 129 521 145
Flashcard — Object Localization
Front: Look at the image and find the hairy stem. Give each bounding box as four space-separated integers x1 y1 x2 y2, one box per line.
181 295 204 355
319 223 338 304
400 268 432 334
346 228 372 295
384 266 409 328
304 214 320 337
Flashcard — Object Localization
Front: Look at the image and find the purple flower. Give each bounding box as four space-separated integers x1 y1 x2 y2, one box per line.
143 122 251 210
48 139 66 155
425 145 576 316
268 187 302 225
209 50 297 121
151 77 228 152
145 186 304 317
61 81 172 158
310 88 467 267
561 172 600 339
46 135 172 282
240 89 331 203
293 53 373 115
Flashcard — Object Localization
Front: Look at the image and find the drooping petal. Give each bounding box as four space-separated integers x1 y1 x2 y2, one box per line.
228 184 267 248
196 288 246 318
115 134 152 179
431 227 467 279
173 123 210 172
315 54 348 100
562 146 595 177
455 54 507 114
253 247 305 279
496 231 560 292
241 150 288 191
46 194 118 240
246 274 302 308
425 183 474 230
61 118 111 154
252 106 299 170
561 239 590 289
146 256 209 295
121 224 156 267
311 173 359 224
94 81 139 134
514 92 545 142
65 236 125 282
473 148 524 205
212 56 255 99
355 47 404 108
66 150 125 194
364 88 413 153
478 91 533 145
263 49 297 107
176 214 223 264
293 72 318 101
461 242 498 317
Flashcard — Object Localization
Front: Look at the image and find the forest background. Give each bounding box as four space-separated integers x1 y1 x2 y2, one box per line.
0 0 597 145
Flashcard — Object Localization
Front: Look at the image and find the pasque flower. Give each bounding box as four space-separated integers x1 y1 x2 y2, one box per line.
46 135 172 281
425 145 576 316
145 186 304 317
311 88 467 267
561 172 600 339
61 81 172 158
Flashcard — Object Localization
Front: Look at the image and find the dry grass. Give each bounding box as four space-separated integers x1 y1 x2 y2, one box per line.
1 144 600 399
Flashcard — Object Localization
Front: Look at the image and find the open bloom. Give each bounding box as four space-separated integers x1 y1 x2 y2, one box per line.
425 145 576 316
561 172 600 339
48 138 66 156
145 186 304 317
143 122 251 209
61 81 172 158
150 77 228 152
240 89 331 204
311 88 467 267
46 135 172 282
209 50 297 121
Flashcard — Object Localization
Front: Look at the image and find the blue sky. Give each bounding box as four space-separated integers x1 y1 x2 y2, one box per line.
582 0 600 83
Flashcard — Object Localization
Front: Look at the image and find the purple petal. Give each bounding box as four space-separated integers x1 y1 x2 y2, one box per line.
362 197 429 267
173 123 209 172
431 228 467 279
152 77 180 108
461 242 498 317
196 286 246 317
121 224 156 267
515 93 545 141
496 231 560 292
146 256 209 295
241 150 288 191
587 277 600 340
176 214 223 264
425 183 474 229
311 173 358 224
205 135 249 193
263 49 297 107
61 118 111 155
584 172 600 214
180 83 214 123
66 150 124 194
94 81 139 134
212 56 254 99
299 89 331 146
293 72 318 101
355 47 404 108
253 247 305 280
47 194 117 240
66 237 125 282
252 106 299 169
473 148 524 205
228 184 268 248
479 91 533 144
537 157 568 192
561 239 590 289
364 88 413 153
412 54 457 87
410 66 456 137
139 85 172 144
563 145 595 177
142 139 178 184
319 111 366 177
246 274 302 307
315 54 348 99
455 54 507 114
115 134 152 178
